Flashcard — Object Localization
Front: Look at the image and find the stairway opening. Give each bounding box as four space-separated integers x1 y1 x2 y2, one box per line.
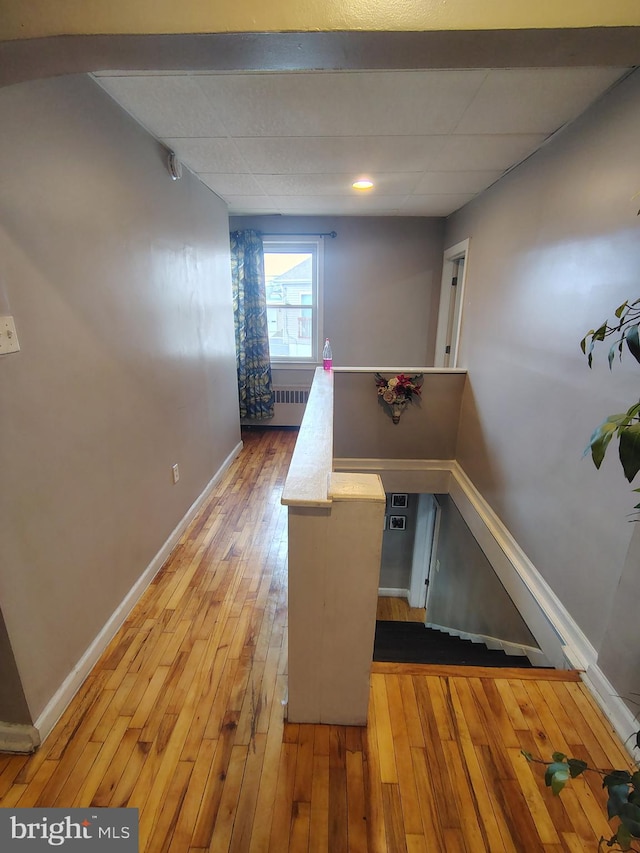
373 620 535 668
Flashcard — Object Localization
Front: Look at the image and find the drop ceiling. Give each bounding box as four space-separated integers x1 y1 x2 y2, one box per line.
95 67 627 217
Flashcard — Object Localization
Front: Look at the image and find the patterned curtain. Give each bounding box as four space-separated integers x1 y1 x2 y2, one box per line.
230 230 275 420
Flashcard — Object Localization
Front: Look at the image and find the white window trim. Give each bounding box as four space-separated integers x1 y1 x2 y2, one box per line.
263 235 324 366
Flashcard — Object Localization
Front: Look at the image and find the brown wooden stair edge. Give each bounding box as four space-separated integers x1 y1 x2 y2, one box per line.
370 661 583 680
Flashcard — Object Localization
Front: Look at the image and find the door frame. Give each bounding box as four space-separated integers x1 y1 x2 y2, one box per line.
434 238 470 368
408 494 440 609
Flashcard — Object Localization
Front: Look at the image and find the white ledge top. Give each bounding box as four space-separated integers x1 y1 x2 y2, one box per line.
281 367 334 507
329 472 385 503
280 366 465 507
332 366 467 374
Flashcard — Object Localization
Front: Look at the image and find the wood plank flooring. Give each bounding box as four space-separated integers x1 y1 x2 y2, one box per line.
0 427 633 851
377 597 425 624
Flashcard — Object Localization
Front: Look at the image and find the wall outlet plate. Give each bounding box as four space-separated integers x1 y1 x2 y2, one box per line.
0 316 20 354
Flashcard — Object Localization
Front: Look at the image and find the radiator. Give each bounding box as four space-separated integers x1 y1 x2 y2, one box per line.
270 385 310 426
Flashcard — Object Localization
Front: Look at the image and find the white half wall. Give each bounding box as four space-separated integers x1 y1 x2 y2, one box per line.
335 456 639 754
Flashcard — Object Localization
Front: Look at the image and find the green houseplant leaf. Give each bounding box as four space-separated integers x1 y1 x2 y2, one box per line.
587 419 620 468
615 821 633 851
619 423 640 482
625 324 640 365
582 301 640 515
567 758 588 778
620 802 640 838
606 782 631 820
545 762 571 795
551 768 570 795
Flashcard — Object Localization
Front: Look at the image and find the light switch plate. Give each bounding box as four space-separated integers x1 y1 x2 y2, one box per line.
0 316 20 354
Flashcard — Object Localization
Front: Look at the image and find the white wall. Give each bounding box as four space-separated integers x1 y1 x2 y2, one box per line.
0 75 240 722
446 69 640 711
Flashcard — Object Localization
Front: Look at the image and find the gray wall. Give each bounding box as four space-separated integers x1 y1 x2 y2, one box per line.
445 70 640 706
0 609 31 725
0 75 240 722
379 494 418 590
229 215 445 388
334 371 465 459
428 496 537 646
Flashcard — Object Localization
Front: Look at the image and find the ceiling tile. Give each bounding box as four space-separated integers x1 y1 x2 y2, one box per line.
96 76 229 137
413 170 503 194
234 135 447 174
455 68 626 134
162 138 248 172
195 70 487 137
95 67 629 218
226 196 281 214
399 194 477 216
255 172 420 196
431 134 546 171
265 194 409 214
199 173 266 196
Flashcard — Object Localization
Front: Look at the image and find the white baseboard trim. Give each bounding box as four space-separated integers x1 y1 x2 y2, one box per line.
581 661 640 759
0 722 40 754
336 457 578 667
426 622 550 667
349 458 594 670
455 475 639 752
378 587 409 599
335 458 637 737
34 441 243 744
447 461 597 674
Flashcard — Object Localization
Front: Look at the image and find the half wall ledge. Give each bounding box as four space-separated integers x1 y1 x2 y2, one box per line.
282 367 385 724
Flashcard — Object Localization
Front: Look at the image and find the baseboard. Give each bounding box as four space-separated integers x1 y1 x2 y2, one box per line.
34 440 243 744
426 622 550 667
447 461 597 674
581 661 640 759
378 587 409 598
0 722 40 754
336 458 631 736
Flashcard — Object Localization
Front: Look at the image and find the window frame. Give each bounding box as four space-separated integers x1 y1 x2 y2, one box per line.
262 235 324 367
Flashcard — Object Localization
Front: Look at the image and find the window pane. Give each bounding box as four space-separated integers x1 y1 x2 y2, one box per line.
264 248 316 361
265 253 312 303
266 306 313 359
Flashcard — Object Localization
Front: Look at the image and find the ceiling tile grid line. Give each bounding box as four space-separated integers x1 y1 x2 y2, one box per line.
94 67 628 216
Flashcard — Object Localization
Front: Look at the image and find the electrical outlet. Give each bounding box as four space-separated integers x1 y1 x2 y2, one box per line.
0 316 20 354
172 464 180 484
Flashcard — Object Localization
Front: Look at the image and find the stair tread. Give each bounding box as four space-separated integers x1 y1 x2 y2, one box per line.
373 620 534 668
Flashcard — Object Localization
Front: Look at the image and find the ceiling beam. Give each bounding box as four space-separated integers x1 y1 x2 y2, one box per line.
2 29 640 88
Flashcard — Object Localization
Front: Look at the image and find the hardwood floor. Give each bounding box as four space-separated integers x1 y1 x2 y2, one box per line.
377 597 425 623
0 427 632 851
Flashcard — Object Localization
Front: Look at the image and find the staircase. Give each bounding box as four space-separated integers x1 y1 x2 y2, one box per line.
373 621 536 668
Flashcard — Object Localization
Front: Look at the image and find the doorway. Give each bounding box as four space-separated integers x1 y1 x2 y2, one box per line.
434 238 470 368
377 493 440 622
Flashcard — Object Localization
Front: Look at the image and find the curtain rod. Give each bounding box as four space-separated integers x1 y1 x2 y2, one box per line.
259 231 337 239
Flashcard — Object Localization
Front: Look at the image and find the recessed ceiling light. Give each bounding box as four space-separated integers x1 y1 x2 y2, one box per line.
352 179 374 190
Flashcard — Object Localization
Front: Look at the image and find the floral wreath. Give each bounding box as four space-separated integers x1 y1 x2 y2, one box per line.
374 373 424 423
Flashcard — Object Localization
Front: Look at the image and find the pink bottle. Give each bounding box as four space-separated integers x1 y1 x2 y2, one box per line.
322 338 333 371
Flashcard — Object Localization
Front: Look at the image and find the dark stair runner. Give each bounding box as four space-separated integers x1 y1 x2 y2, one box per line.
373 620 533 668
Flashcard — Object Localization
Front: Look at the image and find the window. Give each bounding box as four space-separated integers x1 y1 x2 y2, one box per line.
263 236 323 364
